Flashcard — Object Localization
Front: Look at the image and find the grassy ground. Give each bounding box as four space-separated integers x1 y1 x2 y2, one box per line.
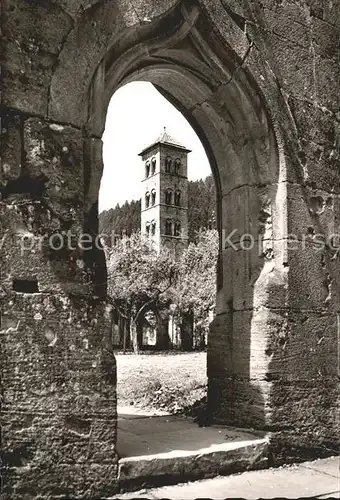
116 351 207 414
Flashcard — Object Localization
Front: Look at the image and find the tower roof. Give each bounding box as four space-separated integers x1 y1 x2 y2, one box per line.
138 127 192 156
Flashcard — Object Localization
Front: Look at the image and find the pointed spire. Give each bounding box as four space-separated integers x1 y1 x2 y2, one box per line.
156 127 186 148
138 127 192 155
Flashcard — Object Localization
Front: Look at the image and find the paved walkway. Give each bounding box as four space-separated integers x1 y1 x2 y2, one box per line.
112 456 339 499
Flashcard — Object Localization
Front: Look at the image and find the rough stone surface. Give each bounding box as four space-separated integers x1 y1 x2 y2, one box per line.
1 0 339 497
1 293 117 499
118 438 269 490
111 457 340 499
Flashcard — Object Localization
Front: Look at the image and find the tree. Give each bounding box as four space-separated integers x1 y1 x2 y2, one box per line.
173 229 219 349
99 199 141 247
105 232 178 353
188 175 216 242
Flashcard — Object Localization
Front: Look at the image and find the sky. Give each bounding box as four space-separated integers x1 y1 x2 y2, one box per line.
99 82 211 212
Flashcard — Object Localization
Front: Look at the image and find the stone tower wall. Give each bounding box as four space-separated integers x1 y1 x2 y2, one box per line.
140 146 161 250
140 143 189 254
159 144 189 254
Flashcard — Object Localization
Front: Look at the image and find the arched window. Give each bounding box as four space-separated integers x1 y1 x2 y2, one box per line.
165 219 172 236
145 161 150 178
151 189 156 206
145 222 150 235
151 220 156 236
174 221 181 237
164 188 172 205
165 157 172 173
174 190 181 206
151 157 156 175
174 158 181 175
145 192 150 208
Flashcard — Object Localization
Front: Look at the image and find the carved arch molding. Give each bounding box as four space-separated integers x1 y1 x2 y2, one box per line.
102 1 277 292
50 0 286 424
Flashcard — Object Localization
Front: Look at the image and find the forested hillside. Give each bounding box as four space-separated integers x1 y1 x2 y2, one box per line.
99 174 216 245
187 175 216 242
99 199 141 244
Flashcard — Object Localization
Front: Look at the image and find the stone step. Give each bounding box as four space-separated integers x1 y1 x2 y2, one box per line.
117 435 270 491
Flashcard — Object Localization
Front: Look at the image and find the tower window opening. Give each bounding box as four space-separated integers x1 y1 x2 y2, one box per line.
151 157 156 175
165 219 172 236
165 157 172 173
174 159 181 175
145 161 150 178
151 189 156 206
174 221 181 237
165 188 172 205
145 192 150 208
174 190 181 206
151 220 156 236
145 222 150 235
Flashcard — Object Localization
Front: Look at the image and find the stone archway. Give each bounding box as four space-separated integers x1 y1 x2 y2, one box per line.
97 11 282 432
76 0 286 427
1 1 339 497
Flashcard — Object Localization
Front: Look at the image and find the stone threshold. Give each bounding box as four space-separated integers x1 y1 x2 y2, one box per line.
117 435 270 492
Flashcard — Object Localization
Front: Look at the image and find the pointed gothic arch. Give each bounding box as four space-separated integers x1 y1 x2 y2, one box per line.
50 0 283 430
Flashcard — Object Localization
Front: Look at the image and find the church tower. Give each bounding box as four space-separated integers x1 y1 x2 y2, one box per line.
139 128 191 256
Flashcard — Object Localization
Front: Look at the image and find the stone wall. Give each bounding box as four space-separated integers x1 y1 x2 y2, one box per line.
1 0 339 497
1 4 117 495
0 112 118 497
206 0 340 461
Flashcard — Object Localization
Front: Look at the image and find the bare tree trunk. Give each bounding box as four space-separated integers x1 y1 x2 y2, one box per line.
180 310 194 351
130 320 137 354
123 316 127 353
155 311 170 350
137 320 143 350
130 319 142 354
124 302 132 352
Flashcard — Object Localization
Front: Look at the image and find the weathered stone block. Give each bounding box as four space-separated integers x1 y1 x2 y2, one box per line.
208 311 233 378
262 7 311 47
288 96 336 147
0 200 88 294
314 51 340 112
199 0 250 59
2 40 56 116
286 182 338 239
1 293 117 497
267 311 338 381
285 240 340 311
298 140 340 192
84 138 104 213
269 377 339 459
307 0 340 29
258 0 310 25
1 1 73 114
221 245 287 312
0 109 22 184
23 118 84 219
208 376 271 428
1 68 50 117
311 17 340 59
2 0 73 54
51 0 102 20
48 2 124 125
2 464 119 500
